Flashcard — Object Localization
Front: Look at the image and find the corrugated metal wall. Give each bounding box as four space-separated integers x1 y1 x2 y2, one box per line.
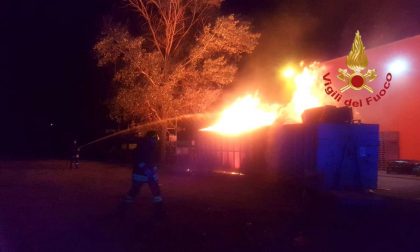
193 123 379 190
270 123 379 190
316 124 379 189
379 131 400 170
195 130 267 172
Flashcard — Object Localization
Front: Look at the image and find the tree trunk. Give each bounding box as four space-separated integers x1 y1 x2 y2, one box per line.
158 59 171 165
159 124 168 164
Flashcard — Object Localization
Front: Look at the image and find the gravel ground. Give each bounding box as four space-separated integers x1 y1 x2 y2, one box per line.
1 160 420 252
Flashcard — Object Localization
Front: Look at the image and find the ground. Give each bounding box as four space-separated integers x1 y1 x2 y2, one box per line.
1 160 420 252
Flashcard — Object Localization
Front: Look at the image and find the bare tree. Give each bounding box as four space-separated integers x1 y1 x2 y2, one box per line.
94 0 260 159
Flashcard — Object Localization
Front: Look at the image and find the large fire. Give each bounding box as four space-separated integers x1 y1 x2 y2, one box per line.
202 62 329 136
201 94 280 136
281 62 327 122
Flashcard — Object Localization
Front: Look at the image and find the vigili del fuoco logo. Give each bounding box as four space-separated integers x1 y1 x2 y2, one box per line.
322 30 392 107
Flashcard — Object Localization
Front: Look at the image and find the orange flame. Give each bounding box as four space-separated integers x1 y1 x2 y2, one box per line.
202 62 329 135
201 94 281 136
281 62 327 122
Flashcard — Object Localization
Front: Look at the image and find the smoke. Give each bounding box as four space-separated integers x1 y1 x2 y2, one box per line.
334 0 420 54
223 0 419 105
226 1 323 105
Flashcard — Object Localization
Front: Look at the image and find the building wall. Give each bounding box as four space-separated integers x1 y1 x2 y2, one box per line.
322 35 420 159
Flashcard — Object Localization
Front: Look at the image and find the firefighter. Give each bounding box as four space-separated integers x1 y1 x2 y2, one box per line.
124 130 164 216
69 139 80 169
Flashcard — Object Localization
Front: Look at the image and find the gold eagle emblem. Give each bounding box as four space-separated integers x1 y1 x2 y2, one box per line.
337 30 377 93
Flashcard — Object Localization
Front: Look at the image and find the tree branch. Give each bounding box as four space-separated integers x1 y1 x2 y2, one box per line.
173 0 208 53
126 0 165 58
146 100 162 121
140 70 157 86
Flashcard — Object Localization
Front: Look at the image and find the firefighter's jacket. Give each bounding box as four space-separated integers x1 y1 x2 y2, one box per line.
132 137 159 174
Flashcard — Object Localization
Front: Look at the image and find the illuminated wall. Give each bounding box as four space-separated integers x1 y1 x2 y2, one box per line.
323 35 420 159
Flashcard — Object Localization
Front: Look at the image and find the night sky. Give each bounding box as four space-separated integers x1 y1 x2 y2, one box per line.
1 0 419 157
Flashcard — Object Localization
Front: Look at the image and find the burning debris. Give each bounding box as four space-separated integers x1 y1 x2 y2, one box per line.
200 93 281 136
202 62 331 135
282 62 328 122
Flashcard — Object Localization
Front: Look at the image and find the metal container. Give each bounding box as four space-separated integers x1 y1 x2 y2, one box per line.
269 123 379 190
194 129 267 173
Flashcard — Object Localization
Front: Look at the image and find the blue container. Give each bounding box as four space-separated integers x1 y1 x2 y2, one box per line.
270 123 379 190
